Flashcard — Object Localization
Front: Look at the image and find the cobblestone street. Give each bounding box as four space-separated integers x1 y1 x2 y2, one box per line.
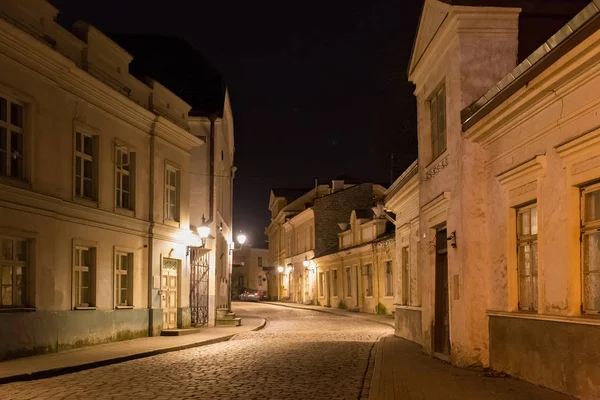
0 303 391 400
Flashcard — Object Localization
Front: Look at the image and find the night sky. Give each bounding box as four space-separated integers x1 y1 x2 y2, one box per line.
49 0 421 248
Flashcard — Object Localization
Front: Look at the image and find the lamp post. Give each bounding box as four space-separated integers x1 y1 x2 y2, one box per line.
228 231 247 311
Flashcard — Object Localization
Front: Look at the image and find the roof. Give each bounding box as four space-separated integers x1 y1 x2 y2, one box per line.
109 34 226 115
409 0 589 75
462 1 600 130
271 188 312 201
316 232 396 258
354 209 374 220
385 160 418 200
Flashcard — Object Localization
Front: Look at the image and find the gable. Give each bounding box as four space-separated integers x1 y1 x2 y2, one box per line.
408 0 451 76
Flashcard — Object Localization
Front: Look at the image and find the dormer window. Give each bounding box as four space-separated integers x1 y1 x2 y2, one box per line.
430 85 446 160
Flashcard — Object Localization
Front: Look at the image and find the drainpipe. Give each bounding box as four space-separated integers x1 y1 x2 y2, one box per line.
147 121 157 336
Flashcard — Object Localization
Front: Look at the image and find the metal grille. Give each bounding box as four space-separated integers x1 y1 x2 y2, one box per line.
189 247 209 327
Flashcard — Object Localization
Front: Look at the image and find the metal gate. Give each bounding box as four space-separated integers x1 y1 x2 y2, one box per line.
189 247 210 327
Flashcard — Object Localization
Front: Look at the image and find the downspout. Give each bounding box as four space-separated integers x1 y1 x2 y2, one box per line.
207 114 216 224
147 119 158 336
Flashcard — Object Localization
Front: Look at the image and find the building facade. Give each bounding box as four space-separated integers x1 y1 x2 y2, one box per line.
232 247 270 298
0 0 233 360
391 1 600 398
313 209 396 314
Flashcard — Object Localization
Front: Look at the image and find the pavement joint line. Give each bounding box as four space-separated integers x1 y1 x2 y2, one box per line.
0 317 267 386
262 301 395 329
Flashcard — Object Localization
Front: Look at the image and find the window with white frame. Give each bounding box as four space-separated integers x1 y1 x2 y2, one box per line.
517 204 538 311
581 184 600 313
115 252 133 307
1 237 27 307
402 247 409 304
429 85 446 160
74 246 94 307
332 269 338 297
345 267 352 297
0 95 24 179
75 131 96 200
365 264 373 296
319 272 324 296
115 146 135 210
165 165 180 222
385 260 393 297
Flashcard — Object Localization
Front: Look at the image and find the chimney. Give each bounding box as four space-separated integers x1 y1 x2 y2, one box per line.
331 180 344 193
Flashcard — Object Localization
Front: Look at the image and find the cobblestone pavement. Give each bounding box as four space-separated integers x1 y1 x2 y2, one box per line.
0 303 391 400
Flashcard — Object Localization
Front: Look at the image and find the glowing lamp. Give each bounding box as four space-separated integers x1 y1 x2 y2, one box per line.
237 232 247 245
277 266 284 273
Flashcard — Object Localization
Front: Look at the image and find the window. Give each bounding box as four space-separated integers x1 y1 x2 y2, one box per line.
345 267 352 297
429 85 446 160
115 252 133 307
402 247 409 304
365 264 373 296
238 276 244 287
332 270 338 297
258 256 263 267
385 260 393 297
75 131 96 200
0 96 24 179
74 246 95 308
116 146 135 210
1 237 27 307
309 226 313 249
517 204 538 311
165 165 180 222
581 185 600 313
319 272 324 296
257 275 263 287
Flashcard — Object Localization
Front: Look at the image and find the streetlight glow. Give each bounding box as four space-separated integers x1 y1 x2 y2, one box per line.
277 266 284 273
237 232 247 245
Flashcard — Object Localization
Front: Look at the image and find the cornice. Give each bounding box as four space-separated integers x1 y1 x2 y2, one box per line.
152 116 203 152
0 20 162 136
555 125 600 165
496 155 546 188
421 191 451 216
0 183 150 236
385 175 419 212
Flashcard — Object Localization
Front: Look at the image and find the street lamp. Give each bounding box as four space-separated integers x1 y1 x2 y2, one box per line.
197 214 210 247
237 231 247 246
303 256 310 267
277 266 284 273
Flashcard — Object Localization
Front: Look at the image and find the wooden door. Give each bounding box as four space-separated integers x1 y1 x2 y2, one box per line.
161 258 178 329
434 228 450 355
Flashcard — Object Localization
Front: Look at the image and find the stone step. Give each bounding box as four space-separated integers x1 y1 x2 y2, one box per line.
160 328 204 336
216 317 242 327
217 312 237 320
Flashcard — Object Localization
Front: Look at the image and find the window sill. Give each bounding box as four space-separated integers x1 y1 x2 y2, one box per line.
163 219 180 228
0 175 31 190
73 197 99 209
487 310 600 327
0 307 36 313
426 149 449 169
383 296 394 299
74 306 97 310
365 296 374 298
115 207 135 218
116 305 134 309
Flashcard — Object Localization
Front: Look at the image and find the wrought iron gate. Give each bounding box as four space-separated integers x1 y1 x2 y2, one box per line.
189 247 209 327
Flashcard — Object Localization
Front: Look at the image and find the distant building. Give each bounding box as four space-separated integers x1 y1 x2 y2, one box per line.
232 247 270 298
266 181 387 305
0 0 233 360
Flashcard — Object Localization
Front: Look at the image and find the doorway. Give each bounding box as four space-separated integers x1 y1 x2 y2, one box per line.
434 227 450 356
325 270 331 306
161 258 179 329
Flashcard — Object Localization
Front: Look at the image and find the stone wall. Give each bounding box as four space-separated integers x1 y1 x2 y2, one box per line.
313 183 375 255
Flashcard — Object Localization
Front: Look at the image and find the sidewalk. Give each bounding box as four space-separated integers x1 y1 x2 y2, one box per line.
368 335 574 400
0 313 265 385
262 301 396 328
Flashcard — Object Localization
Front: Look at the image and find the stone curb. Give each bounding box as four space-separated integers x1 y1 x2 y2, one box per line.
0 318 267 385
262 301 395 329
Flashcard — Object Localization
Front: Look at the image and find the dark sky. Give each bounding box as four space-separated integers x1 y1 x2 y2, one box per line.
50 0 421 248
